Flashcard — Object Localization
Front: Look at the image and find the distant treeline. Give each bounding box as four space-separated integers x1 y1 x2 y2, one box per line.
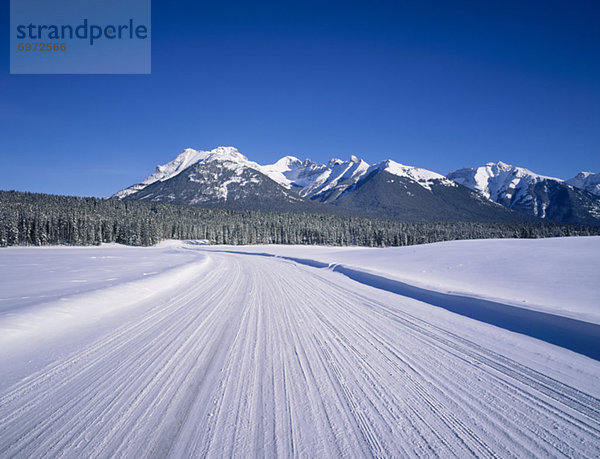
1 190 598 248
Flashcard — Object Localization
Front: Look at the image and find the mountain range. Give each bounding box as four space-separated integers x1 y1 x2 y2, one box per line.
113 147 600 225
448 163 600 225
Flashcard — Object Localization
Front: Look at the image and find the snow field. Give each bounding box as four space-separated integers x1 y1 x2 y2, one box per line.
221 237 600 324
0 239 599 457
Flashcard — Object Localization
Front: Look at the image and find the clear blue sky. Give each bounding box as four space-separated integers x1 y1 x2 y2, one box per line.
1 0 599 197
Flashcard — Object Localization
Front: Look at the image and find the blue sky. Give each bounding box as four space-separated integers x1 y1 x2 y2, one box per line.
1 0 599 197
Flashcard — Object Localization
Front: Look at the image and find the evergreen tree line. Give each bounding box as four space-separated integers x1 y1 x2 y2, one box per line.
1 190 599 248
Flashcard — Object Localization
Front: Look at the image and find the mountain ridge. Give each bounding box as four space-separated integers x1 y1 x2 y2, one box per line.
566 171 600 197
447 161 600 225
112 147 599 224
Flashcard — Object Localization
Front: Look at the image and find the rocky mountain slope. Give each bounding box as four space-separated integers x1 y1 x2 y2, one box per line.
447 162 600 225
114 147 599 224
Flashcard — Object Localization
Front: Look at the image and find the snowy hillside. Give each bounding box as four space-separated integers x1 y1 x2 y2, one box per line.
567 171 600 197
1 238 599 457
258 156 457 199
447 161 561 202
370 159 457 191
448 161 600 224
113 147 259 199
259 155 371 201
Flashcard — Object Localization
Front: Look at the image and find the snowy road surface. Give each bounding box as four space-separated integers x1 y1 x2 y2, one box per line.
0 242 599 457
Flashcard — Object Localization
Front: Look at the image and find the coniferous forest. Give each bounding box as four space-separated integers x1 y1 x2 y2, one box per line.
1 190 599 248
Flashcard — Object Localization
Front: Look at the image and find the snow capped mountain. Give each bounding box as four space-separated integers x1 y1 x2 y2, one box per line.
259 155 370 201
370 159 457 191
116 147 459 206
113 147 598 223
566 171 600 197
331 162 518 222
259 155 459 202
258 156 325 191
112 147 530 221
447 161 560 203
447 162 600 224
112 147 324 213
113 147 258 199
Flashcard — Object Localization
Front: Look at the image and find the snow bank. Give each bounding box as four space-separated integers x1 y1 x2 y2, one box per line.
0 243 210 374
206 237 600 324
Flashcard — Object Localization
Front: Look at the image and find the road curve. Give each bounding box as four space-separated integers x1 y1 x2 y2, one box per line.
0 251 599 457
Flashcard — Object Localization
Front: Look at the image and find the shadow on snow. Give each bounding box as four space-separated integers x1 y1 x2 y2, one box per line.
212 249 600 361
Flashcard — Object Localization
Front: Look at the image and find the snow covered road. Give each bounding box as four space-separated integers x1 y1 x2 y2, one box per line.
1 244 599 457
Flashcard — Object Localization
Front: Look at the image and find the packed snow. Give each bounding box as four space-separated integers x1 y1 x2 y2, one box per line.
225 237 600 325
0 237 599 457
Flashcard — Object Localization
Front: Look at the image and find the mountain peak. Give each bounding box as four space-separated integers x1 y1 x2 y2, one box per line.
277 155 301 164
571 171 595 180
490 161 564 181
491 160 512 170
445 162 600 223
566 171 600 197
112 146 253 199
373 160 450 191
262 155 303 176
206 146 248 162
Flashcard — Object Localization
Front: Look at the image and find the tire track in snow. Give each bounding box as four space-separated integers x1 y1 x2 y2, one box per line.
286 261 600 456
0 251 599 457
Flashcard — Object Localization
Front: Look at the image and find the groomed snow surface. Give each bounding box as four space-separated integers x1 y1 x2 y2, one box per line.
0 237 599 457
